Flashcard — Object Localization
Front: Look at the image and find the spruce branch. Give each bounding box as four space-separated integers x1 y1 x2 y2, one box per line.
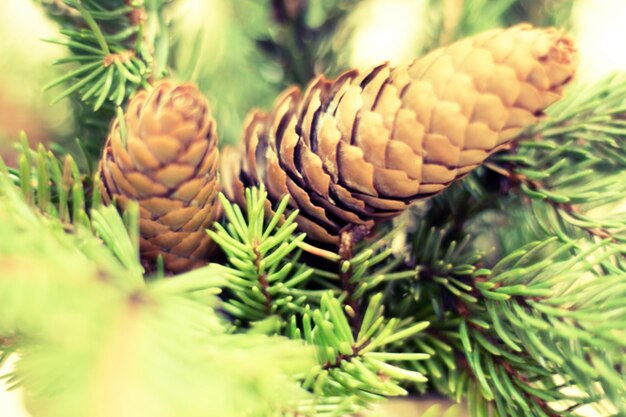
6 133 97 229
0 168 314 417
213 187 436 414
209 187 318 324
420 403 466 417
1 137 151 287
309 225 417 334
39 0 172 159
42 0 153 109
90 204 144 287
280 395 358 417
454 236 626 417
490 74 626 246
399 228 626 416
288 292 430 410
0 164 135 336
1 137 150 281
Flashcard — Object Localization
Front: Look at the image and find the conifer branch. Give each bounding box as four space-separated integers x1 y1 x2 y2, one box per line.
396 220 626 416
40 0 172 159
0 166 313 417
288 292 430 409
246 0 359 85
209 187 318 324
490 74 626 246
42 0 153 109
6 133 97 229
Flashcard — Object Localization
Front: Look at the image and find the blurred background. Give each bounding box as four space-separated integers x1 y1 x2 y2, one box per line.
1 0 625 415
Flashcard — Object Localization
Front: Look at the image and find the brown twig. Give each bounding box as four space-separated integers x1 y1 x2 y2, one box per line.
337 225 373 335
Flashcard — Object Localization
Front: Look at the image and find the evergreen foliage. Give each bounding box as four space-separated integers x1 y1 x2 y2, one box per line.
0 153 313 417
40 0 168 159
0 1 625 417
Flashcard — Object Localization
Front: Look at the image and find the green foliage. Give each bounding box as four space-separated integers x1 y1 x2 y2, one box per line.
495 74 626 245
236 0 359 85
0 154 314 417
211 187 415 326
212 188 436 414
423 0 574 52
389 222 626 416
40 0 170 159
312 225 418 299
2 138 150 283
6 133 98 228
453 0 517 38
421 403 467 417
379 73 626 416
208 188 315 323
172 0 359 145
291 293 430 402
42 0 153 108
169 0 281 145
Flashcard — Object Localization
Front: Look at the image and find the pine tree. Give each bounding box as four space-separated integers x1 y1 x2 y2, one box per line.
0 1 624 417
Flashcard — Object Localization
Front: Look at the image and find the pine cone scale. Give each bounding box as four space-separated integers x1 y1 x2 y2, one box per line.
179 140 209 166
171 232 205 255
127 140 161 169
353 192 409 213
287 179 338 230
337 144 375 194
301 151 332 197
266 158 291 203
171 177 206 201
141 198 183 216
108 163 140 197
143 137 182 164
312 192 370 226
192 180 220 208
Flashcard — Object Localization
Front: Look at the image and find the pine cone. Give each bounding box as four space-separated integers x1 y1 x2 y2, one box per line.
222 24 578 245
100 80 221 273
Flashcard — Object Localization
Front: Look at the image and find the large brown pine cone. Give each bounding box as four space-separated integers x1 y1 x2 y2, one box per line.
222 24 578 245
100 80 221 273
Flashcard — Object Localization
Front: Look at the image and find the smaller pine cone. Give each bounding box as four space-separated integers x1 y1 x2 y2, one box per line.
222 24 578 245
100 80 221 273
